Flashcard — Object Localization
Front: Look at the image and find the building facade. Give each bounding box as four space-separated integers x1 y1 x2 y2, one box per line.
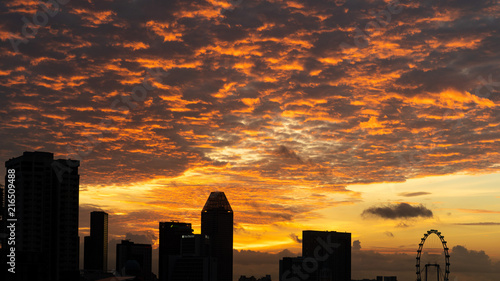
279 257 311 281
201 191 233 281
159 221 193 281
116 240 153 281
84 211 108 271
169 234 216 281
302 230 351 281
2 151 80 281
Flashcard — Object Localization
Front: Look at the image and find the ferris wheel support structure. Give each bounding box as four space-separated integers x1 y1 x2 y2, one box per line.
416 229 450 281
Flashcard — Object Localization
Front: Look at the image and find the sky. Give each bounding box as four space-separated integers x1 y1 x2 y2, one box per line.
1 0 500 280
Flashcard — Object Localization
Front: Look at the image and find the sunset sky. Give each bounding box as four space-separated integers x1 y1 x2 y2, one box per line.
1 0 499 280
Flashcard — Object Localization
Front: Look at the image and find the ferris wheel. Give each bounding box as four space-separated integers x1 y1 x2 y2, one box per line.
416 229 450 281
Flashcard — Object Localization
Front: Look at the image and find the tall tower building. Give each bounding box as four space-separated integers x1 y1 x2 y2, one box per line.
302 230 351 281
3 151 80 281
159 221 193 281
84 211 109 271
201 192 233 281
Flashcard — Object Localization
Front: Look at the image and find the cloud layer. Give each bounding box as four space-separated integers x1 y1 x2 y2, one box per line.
362 203 433 219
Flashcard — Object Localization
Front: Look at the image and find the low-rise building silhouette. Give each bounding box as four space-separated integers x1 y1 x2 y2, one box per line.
116 240 153 281
169 234 217 281
280 230 351 281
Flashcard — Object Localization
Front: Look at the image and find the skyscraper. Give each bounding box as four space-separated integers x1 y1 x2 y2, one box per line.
84 211 109 271
169 234 217 281
116 240 153 281
201 191 233 281
159 221 193 281
2 151 80 281
302 230 351 281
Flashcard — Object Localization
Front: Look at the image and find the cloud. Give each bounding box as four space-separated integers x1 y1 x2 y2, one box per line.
1 0 498 191
362 203 433 219
288 233 302 243
234 249 299 279
396 222 410 228
397 192 432 197
454 222 500 226
124 231 157 245
456 208 500 214
451 245 500 274
352 244 500 281
274 145 305 164
353 240 361 251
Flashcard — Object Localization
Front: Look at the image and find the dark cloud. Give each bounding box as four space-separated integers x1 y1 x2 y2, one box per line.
397 192 432 197
396 222 410 228
353 240 361 251
274 145 304 164
1 0 498 189
454 222 500 226
451 245 500 274
234 249 298 280
362 203 433 219
288 233 302 243
384 231 394 238
124 231 157 245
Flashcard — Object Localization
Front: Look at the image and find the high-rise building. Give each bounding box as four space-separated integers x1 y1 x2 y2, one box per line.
159 221 193 281
2 151 80 281
201 191 233 281
116 240 153 281
170 234 217 281
84 211 109 271
302 230 351 281
0 182 6 281
180 234 211 257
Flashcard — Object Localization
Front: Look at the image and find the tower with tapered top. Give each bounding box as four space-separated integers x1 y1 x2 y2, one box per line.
201 192 233 281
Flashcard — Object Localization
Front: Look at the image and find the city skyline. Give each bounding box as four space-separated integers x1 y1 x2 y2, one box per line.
1 150 499 280
1 0 500 280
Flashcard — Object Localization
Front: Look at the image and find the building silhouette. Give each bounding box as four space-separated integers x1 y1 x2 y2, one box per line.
280 230 351 281
303 230 351 281
2 151 80 281
279 257 311 281
169 234 217 281
159 221 194 281
353 277 398 281
0 183 6 281
201 191 233 281
377 277 397 281
84 211 109 271
116 240 153 281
